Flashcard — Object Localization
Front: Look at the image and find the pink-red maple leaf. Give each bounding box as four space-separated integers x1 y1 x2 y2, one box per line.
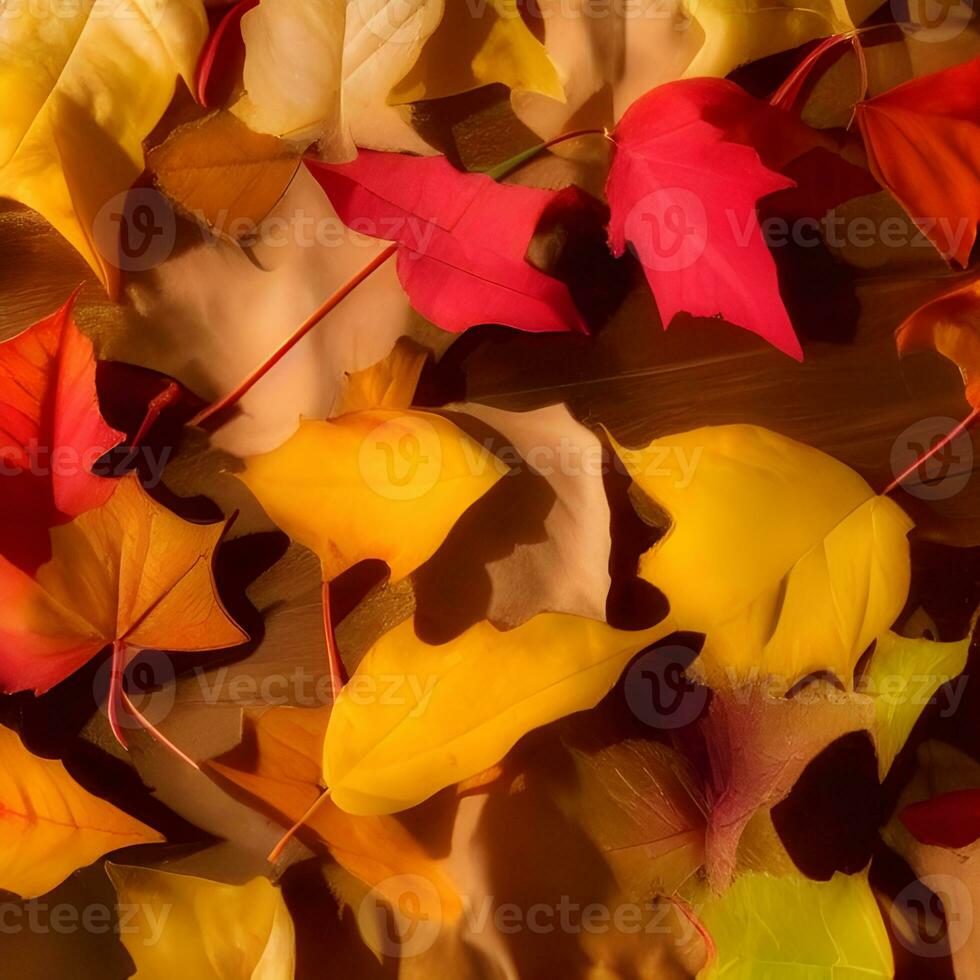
306 151 587 335
606 78 877 360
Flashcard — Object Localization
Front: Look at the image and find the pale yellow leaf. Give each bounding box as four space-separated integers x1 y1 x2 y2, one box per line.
107 864 295 980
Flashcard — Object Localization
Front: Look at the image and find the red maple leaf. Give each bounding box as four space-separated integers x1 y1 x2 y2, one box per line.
855 56 980 268
0 293 123 571
307 151 587 335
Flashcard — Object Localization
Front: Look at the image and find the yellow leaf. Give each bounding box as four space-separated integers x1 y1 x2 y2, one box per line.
0 473 248 694
683 0 882 79
864 618 976 779
0 0 207 293
0 724 162 898
336 338 428 415
106 864 294 980
391 0 563 104
234 0 445 158
238 409 504 582
611 425 913 692
692 870 894 978
147 110 301 236
210 705 464 922
324 613 673 814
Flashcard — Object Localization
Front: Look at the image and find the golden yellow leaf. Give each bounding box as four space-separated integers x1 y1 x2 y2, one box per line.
0 0 207 293
683 0 882 79
336 337 428 415
0 724 162 898
611 425 913 692
234 0 445 157
238 409 504 582
210 705 463 922
691 870 893 978
107 864 294 980
147 110 300 236
391 0 562 104
0 474 248 694
324 613 673 814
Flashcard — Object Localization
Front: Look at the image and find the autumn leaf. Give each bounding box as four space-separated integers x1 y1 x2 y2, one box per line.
560 734 707 899
690 870 894 978
0 474 247 695
390 0 562 104
211 705 464 923
0 724 162 898
0 293 123 571
414 400 614 633
147 110 301 236
307 151 587 334
107 864 295 979
683 0 882 79
232 0 444 158
606 80 799 358
0 0 207 293
336 337 429 416
605 77 880 358
510 0 702 142
611 424 913 692
882 741 980 979
323 613 673 814
238 409 504 583
855 57 980 268
115 167 426 458
864 619 975 779
896 273 980 409
696 681 873 890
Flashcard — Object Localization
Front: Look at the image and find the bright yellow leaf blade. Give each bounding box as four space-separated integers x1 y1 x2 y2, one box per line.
238 409 504 582
683 0 882 79
866 620 976 779
324 614 673 815
692 871 894 978
0 474 247 694
0 724 162 898
612 425 913 692
391 0 563 104
106 864 295 980
0 0 207 292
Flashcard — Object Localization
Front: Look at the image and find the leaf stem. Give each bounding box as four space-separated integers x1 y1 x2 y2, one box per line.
189 242 399 428
883 408 979 495
106 641 200 770
267 787 332 864
322 580 347 701
131 381 181 448
485 127 609 181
